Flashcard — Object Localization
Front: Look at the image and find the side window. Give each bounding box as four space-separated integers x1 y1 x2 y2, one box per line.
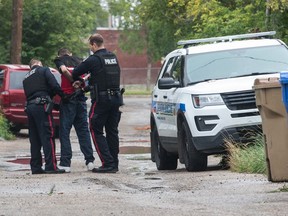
0 70 4 88
9 71 27 89
171 56 182 81
161 56 182 79
162 57 175 78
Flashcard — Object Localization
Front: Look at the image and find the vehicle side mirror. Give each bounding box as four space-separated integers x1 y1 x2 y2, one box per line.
158 77 180 89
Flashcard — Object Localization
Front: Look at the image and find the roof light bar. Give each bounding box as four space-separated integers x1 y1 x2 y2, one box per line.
177 31 276 47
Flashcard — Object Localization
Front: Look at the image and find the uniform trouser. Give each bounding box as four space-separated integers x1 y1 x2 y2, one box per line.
26 103 58 173
59 99 95 167
89 98 121 168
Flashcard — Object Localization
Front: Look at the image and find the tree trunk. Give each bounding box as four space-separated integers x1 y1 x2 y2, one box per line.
10 0 23 64
146 62 151 91
265 0 271 29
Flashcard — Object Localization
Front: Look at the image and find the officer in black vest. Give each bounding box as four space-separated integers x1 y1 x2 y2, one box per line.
72 33 123 173
23 58 66 174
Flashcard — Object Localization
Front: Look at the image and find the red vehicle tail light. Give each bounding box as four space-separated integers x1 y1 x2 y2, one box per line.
1 90 10 107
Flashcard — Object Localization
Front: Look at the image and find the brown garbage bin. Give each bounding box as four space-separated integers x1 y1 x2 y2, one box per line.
253 77 288 182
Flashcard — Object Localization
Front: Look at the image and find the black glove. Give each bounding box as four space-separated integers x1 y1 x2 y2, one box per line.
61 94 70 104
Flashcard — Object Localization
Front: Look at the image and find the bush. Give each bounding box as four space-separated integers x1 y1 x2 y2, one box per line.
225 133 267 174
0 114 15 140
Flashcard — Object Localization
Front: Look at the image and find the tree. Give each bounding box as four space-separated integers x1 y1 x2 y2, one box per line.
21 0 109 66
108 0 288 63
266 0 288 42
0 0 13 63
0 0 109 66
10 0 23 64
1 0 288 67
108 0 191 62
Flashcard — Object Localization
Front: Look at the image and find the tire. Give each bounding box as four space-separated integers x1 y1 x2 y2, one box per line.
9 126 21 134
151 126 177 170
179 121 207 171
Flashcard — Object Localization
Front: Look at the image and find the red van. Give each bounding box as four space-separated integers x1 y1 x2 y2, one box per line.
0 64 61 135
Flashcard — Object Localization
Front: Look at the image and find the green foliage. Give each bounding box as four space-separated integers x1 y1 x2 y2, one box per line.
108 0 288 63
189 0 266 38
108 0 183 62
21 0 108 66
0 0 12 63
0 0 109 66
269 184 288 193
0 113 15 140
1 0 288 69
226 133 267 174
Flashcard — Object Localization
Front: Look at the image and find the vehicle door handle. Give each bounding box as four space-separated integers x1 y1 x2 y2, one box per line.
163 95 167 99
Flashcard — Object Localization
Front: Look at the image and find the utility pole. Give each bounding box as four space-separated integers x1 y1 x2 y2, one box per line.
10 0 23 64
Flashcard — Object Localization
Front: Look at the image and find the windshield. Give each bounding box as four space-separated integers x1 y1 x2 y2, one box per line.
184 45 288 85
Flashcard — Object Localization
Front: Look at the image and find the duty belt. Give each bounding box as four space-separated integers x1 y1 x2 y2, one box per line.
27 96 49 105
99 89 120 96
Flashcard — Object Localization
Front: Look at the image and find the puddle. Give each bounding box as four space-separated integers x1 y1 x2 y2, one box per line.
6 155 60 165
134 125 150 130
7 158 30 164
144 177 162 180
5 147 150 165
119 146 150 154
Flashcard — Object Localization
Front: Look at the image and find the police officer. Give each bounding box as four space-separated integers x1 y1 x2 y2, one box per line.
72 33 123 173
54 48 95 172
23 58 66 174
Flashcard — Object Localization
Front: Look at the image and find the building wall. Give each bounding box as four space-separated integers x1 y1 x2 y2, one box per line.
96 28 161 87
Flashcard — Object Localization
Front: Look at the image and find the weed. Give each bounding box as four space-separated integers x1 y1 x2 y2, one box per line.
0 113 15 140
225 132 266 174
269 184 288 193
48 184 56 195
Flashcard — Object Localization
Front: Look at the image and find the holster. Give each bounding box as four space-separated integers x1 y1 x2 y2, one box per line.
45 97 54 114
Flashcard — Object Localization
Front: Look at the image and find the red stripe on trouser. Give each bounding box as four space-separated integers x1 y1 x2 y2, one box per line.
46 104 57 170
89 102 105 166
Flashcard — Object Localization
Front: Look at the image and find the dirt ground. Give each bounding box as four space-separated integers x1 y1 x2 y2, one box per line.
0 96 288 216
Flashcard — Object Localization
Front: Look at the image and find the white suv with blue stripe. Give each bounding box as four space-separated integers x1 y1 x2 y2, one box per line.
150 31 288 171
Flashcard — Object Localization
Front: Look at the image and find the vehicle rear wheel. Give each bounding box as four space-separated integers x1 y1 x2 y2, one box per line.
179 121 207 171
9 125 21 134
151 126 177 170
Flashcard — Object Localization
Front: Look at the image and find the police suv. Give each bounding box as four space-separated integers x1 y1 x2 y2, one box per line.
150 31 288 171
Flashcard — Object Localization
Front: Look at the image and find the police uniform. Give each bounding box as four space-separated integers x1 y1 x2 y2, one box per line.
23 65 65 174
72 48 122 173
54 55 95 169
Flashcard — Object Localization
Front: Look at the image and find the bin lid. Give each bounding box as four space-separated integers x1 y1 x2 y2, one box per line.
280 71 288 84
253 77 281 90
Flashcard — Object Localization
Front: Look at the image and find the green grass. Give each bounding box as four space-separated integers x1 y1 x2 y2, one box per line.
122 85 152 95
225 133 267 174
124 89 151 95
0 113 15 140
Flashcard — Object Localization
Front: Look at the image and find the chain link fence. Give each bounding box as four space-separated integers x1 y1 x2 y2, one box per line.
121 67 161 91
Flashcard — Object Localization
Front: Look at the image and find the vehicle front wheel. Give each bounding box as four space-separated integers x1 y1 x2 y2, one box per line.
151 126 177 170
179 121 207 171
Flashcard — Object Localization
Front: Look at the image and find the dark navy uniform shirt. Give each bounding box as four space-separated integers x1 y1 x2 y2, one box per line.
23 65 63 101
72 49 108 80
